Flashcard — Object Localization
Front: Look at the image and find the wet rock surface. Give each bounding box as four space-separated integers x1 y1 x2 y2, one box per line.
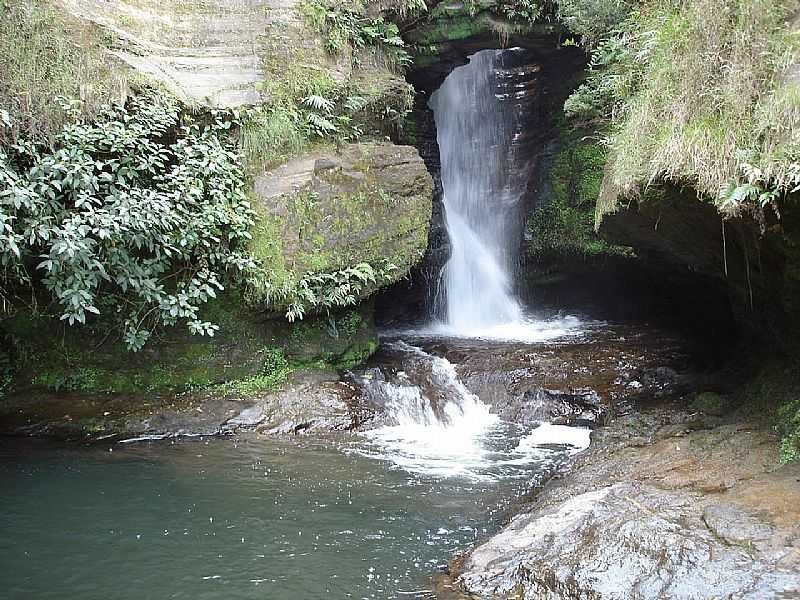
456 403 800 599
0 368 361 442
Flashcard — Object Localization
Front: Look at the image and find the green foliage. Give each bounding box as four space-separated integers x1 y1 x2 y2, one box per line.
557 0 633 47
241 105 309 169
0 0 119 144
215 347 292 395
495 0 550 22
33 367 101 393
567 0 800 220
250 261 398 322
284 307 375 368
563 30 642 124
246 0 415 170
718 155 800 215
0 91 256 351
300 0 411 67
528 122 624 258
777 397 800 463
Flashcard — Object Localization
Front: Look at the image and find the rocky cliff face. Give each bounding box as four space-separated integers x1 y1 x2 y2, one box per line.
57 0 347 108
599 185 800 353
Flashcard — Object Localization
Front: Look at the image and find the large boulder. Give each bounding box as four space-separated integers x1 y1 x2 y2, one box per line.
458 404 800 600
249 142 434 309
460 481 800 599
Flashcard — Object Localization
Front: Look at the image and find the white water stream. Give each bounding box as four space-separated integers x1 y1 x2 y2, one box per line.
357 50 591 481
429 49 526 334
357 342 590 481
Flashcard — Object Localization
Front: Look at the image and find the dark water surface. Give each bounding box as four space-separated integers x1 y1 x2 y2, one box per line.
0 433 546 599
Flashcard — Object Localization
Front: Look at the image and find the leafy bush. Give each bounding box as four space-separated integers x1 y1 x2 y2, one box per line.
0 91 256 350
496 0 549 22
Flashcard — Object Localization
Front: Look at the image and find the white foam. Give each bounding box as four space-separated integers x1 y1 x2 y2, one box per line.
516 422 592 454
352 344 592 481
424 315 583 343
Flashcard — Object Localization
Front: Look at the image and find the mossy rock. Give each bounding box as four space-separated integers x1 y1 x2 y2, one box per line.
527 119 627 263
0 293 276 397
248 141 434 309
283 305 379 369
690 392 728 417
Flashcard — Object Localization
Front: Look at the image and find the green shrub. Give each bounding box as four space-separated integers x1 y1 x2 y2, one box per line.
0 91 255 350
739 364 800 464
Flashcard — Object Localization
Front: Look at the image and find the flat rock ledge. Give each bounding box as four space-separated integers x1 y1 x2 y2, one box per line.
1 369 361 442
457 406 800 600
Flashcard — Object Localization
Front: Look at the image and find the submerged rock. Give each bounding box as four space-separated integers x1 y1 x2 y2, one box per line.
501 387 605 428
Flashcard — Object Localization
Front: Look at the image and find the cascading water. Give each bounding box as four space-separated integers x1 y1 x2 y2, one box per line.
429 50 527 333
354 342 590 481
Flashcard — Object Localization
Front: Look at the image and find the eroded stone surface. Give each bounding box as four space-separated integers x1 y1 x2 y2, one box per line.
59 0 348 107
461 481 800 599
457 405 800 599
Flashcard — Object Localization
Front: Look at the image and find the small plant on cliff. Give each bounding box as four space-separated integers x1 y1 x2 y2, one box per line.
300 0 410 67
284 262 394 322
0 92 255 350
247 260 397 322
557 0 634 47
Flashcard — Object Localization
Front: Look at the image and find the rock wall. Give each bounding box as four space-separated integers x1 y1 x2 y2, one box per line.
57 0 347 107
600 186 800 352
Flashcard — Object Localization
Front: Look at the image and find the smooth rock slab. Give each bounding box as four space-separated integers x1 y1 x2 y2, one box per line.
460 482 800 599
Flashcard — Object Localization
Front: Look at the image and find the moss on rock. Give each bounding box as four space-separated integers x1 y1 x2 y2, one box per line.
528 119 629 262
0 289 381 403
248 141 433 312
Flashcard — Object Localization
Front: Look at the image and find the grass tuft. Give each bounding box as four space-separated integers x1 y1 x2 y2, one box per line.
578 0 800 221
0 0 123 144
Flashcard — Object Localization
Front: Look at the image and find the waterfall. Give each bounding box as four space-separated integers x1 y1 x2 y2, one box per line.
430 50 527 333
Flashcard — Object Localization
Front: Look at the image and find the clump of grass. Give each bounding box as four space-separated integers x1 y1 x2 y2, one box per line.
582 0 800 219
216 348 292 395
0 0 121 144
241 105 309 170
